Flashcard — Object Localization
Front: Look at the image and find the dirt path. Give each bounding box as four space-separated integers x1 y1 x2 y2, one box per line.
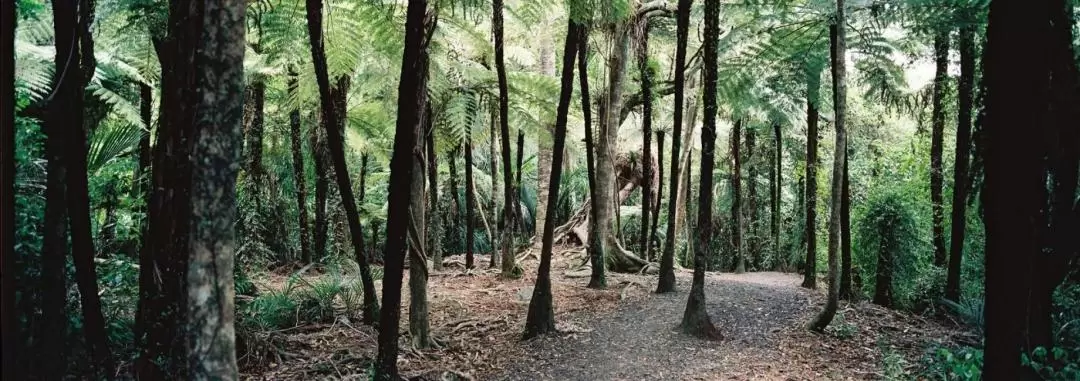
487 271 821 380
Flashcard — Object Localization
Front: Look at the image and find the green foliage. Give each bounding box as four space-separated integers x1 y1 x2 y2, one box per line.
1023 347 1080 380
921 346 983 380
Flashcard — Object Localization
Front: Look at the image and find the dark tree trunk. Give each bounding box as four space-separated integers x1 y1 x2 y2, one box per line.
488 108 499 268
311 123 330 261
243 80 266 179
637 19 654 261
681 0 721 340
839 146 852 300
493 0 516 277
929 30 950 267
134 83 153 260
746 126 758 269
651 131 664 258
872 236 893 307
375 0 431 378
945 25 975 302
809 15 847 333
1 0 15 376
579 28 605 290
137 0 246 377
515 129 525 231
448 144 462 251
771 122 781 270
305 0 380 324
657 0 692 294
983 0 1080 378
732 120 744 273
288 70 313 264
42 1 78 376
465 135 476 269
801 67 821 289
524 20 579 340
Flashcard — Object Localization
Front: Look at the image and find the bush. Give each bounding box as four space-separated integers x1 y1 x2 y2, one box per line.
921 345 983 380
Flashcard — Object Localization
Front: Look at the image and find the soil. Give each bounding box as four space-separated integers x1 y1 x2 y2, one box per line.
241 249 974 380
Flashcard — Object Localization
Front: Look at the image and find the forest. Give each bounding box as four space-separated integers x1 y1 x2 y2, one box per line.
2 0 1078 379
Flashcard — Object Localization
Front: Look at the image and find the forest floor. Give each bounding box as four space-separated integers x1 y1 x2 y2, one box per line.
241 247 977 380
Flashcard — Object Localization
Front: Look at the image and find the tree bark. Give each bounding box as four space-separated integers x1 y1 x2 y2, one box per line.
376 0 431 378
771 122 782 270
732 120 745 273
426 111 443 272
945 25 975 302
839 145 852 300
681 0 720 340
448 144 462 255
409 64 433 348
746 126 758 270
595 18 637 272
493 0 517 277
651 131 664 259
311 118 330 261
801 67 821 289
809 13 847 332
243 80 266 179
465 130 477 269
533 31 555 251
579 29 606 289
524 20 579 340
637 18 654 262
288 70 313 265
489 108 500 268
515 129 525 231
929 30 950 267
1 0 15 376
305 0 380 324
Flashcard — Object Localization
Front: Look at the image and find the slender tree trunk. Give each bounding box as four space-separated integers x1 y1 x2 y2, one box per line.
945 25 975 302
1 0 15 376
533 32 555 251
409 66 433 348
596 20 633 270
651 131 664 259
243 80 266 179
771 122 781 270
515 130 525 231
801 68 821 289
637 18 654 261
465 133 476 269
448 144 462 252
489 108 499 268
809 12 847 332
746 126 758 270
839 146 852 300
524 20 579 339
493 0 517 277
427 115 443 271
376 0 431 378
579 29 606 289
134 83 153 256
929 30 950 267
312 122 330 261
681 0 720 340
305 0 380 324
732 120 745 273
873 236 893 307
288 70 313 265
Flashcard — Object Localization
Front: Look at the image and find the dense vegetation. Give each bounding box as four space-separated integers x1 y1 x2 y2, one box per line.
2 0 1078 379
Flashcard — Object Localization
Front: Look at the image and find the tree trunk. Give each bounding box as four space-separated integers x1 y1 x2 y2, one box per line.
448 144 462 255
579 29 606 289
732 119 744 273
681 0 720 340
771 122 781 270
184 1 246 376
493 0 517 277
746 126 758 270
929 30 950 267
243 80 266 179
489 107 500 268
637 18 654 262
134 83 153 258
595 20 634 271
465 132 477 269
305 0 379 324
311 120 330 261
839 146 852 300
409 69 433 348
289 70 313 265
426 113 443 272
872 235 893 307
42 1 77 375
376 0 431 378
809 14 847 333
524 20 579 340
533 32 555 251
801 67 821 289
651 131 664 259
515 129 525 231
945 25 975 302
2 0 16 375
675 74 699 240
